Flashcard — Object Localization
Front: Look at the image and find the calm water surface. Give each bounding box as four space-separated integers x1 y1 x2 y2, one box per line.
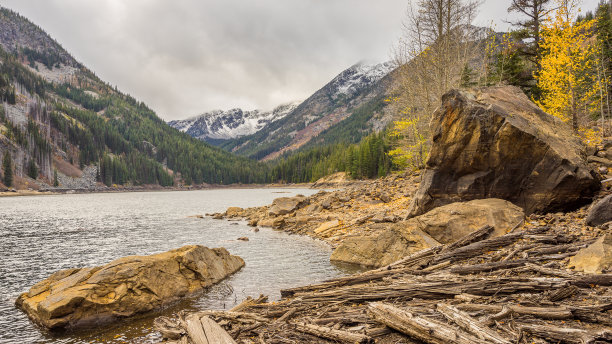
0 188 347 343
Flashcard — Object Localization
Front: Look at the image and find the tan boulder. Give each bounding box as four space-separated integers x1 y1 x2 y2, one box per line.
409 86 600 216
568 235 612 274
268 196 308 216
331 199 524 267
15 245 244 330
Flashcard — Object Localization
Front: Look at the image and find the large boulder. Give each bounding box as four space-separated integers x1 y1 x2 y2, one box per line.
331 199 524 267
586 194 612 227
568 234 612 274
268 196 308 216
409 86 600 217
15 245 244 329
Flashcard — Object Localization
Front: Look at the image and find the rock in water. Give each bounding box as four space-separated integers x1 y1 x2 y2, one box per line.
331 199 524 267
409 86 600 216
15 245 245 329
585 194 612 227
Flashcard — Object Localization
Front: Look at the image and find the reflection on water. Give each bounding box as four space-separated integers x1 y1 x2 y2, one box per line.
0 189 348 343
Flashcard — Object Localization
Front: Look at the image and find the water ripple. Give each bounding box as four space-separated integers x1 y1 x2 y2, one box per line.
0 189 344 343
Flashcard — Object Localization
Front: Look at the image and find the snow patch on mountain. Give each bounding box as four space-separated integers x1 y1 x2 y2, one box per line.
330 61 394 98
169 102 299 141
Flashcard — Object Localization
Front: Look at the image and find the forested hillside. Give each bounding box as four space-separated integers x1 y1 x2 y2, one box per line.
0 7 268 190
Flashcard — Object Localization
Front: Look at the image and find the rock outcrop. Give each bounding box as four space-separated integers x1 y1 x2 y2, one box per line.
409 86 600 217
568 234 612 273
331 199 524 267
586 194 612 227
268 196 308 216
15 245 245 330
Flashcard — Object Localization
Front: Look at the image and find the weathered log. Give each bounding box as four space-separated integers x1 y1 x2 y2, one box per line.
281 246 443 297
520 324 612 344
198 310 269 323
435 304 510 344
526 239 596 256
548 285 579 302
275 307 297 323
450 259 528 275
200 316 237 344
186 313 209 344
367 303 489 344
292 322 373 344
432 232 524 264
457 304 573 320
481 306 512 326
295 277 568 303
570 274 612 287
230 295 268 312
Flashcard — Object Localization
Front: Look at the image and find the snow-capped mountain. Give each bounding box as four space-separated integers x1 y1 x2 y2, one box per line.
330 61 395 99
170 60 396 158
168 102 299 141
217 61 396 160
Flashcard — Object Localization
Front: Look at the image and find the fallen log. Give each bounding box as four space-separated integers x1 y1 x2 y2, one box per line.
450 259 528 275
292 322 373 344
230 295 268 312
281 246 442 297
200 316 237 344
367 303 489 344
436 304 510 344
275 307 297 323
432 232 524 264
520 324 612 344
440 225 494 254
185 314 209 344
456 304 573 320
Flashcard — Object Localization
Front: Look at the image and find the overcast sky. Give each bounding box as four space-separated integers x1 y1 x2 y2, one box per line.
0 0 603 120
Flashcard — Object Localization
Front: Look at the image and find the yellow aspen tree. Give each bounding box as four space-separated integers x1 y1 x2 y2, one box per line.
536 0 600 132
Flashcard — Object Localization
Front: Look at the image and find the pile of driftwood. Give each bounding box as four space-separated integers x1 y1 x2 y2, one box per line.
155 218 612 344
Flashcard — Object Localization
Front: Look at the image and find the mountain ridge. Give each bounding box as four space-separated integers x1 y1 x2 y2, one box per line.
168 102 300 142
0 6 268 190
178 61 397 160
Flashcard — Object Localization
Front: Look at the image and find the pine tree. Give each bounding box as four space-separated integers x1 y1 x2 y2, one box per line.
53 169 59 187
27 159 38 179
2 153 13 187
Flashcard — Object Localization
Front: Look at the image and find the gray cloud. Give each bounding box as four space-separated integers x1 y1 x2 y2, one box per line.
0 0 602 120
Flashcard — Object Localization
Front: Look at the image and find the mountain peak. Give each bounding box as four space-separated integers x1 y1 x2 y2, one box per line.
168 101 300 141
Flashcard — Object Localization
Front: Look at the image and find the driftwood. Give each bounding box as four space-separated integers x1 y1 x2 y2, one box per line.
431 232 524 264
367 303 489 344
440 225 494 254
292 322 373 344
155 212 612 344
159 314 237 344
230 295 268 312
435 303 510 344
520 324 612 344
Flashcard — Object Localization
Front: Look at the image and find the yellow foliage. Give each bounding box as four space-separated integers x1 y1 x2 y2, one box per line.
536 0 602 128
388 116 429 171
578 127 603 146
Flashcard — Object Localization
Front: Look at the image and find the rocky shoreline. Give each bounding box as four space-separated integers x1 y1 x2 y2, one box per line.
158 87 612 344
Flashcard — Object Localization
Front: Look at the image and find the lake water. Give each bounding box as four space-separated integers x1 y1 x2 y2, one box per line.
0 188 347 343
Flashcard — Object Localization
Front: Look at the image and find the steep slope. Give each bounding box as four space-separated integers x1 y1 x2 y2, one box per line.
0 7 267 190
218 62 397 160
168 102 298 143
